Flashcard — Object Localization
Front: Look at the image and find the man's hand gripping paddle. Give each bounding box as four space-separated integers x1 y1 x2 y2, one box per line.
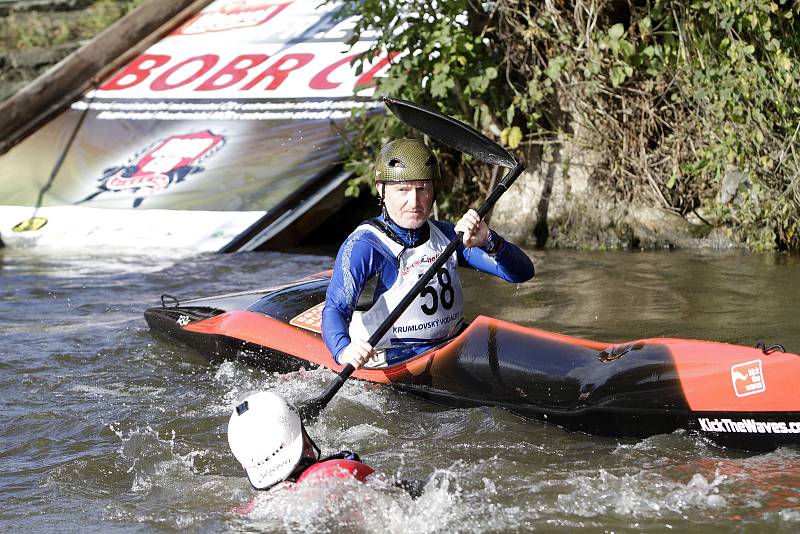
298 97 525 421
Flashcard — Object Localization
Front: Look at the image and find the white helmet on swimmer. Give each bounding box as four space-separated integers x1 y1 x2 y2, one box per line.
227 391 305 490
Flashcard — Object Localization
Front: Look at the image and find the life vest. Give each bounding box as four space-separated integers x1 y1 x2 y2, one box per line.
348 220 464 350
235 456 374 514
296 458 374 484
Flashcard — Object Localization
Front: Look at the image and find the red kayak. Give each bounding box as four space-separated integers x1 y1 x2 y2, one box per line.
145 271 800 452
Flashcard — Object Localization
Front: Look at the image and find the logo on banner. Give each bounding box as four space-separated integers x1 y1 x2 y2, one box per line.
79 130 225 208
175 1 292 35
731 359 766 397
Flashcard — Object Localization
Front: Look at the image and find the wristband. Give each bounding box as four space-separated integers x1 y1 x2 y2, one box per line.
481 229 504 255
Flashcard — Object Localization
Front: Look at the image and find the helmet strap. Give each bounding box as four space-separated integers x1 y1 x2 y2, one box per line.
302 426 321 460
284 427 322 483
378 182 391 221
378 182 385 209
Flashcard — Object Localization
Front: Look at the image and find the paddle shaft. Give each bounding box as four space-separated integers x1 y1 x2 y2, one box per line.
309 161 525 413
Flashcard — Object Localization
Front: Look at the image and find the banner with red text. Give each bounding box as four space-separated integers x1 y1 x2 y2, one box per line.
0 0 386 251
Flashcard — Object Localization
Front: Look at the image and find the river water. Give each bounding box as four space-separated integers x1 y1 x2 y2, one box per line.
1 247 799 532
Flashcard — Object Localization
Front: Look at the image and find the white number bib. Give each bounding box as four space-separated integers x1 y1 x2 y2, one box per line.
348 221 464 350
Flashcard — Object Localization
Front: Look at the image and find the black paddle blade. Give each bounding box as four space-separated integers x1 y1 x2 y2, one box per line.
297 398 323 422
297 364 354 422
384 97 516 169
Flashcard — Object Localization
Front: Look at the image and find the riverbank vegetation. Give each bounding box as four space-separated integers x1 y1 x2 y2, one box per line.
0 0 143 99
338 0 800 251
0 0 143 51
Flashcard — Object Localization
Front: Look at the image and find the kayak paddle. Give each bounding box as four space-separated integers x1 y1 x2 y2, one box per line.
298 98 525 421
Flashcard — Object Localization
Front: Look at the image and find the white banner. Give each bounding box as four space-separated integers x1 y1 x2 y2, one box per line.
90 0 390 101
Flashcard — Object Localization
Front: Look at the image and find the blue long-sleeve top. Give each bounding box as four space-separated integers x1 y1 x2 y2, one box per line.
322 214 534 363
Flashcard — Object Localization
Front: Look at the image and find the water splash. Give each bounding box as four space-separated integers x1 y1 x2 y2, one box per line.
240 467 507 534
555 468 727 519
105 423 244 528
110 424 204 492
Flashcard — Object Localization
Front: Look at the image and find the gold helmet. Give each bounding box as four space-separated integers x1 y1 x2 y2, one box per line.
374 139 440 183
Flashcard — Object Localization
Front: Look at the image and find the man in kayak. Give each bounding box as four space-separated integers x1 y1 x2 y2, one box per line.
228 391 374 505
322 139 534 369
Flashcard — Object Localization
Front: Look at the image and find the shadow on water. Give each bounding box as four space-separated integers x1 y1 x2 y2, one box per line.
0 247 799 532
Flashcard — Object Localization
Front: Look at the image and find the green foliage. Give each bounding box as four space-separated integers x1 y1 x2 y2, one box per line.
334 0 800 249
333 0 517 215
673 0 800 250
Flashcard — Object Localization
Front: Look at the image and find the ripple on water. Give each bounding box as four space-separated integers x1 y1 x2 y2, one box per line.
554 468 727 519
3 249 800 532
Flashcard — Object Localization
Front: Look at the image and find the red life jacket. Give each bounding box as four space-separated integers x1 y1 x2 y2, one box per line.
296 458 374 484
235 457 374 514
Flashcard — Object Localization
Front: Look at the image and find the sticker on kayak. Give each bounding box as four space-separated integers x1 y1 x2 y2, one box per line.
290 302 324 333
731 359 766 397
698 417 800 434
